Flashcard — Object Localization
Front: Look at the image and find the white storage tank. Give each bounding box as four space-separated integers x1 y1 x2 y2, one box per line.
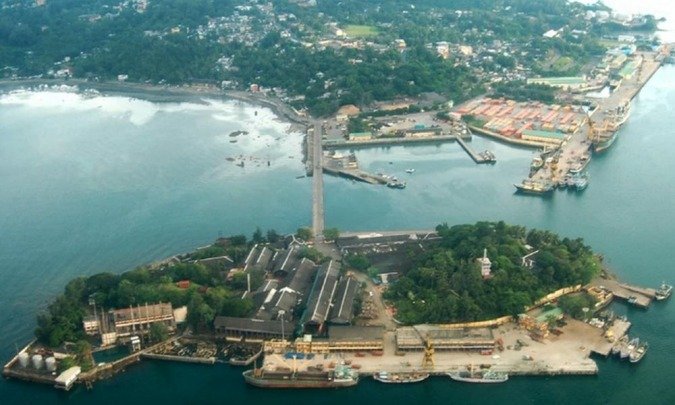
31 354 43 370
45 356 57 372
18 352 30 368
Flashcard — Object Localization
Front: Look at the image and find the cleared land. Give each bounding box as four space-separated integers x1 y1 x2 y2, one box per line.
343 25 379 38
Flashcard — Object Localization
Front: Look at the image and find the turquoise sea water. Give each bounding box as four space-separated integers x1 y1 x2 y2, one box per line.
1 66 673 404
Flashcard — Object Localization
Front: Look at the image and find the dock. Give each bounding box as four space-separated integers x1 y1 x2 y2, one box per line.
590 279 655 308
589 318 631 357
525 50 665 192
455 134 496 164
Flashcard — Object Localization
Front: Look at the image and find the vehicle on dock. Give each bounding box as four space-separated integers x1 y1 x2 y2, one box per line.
447 366 508 384
514 180 554 195
373 371 430 384
655 282 673 300
242 363 359 389
629 341 648 363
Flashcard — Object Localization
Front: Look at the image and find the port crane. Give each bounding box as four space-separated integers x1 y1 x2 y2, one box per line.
421 334 435 369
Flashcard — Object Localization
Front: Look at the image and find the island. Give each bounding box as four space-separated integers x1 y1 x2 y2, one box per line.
3 222 669 390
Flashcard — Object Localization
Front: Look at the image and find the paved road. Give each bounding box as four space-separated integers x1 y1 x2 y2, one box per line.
311 120 325 243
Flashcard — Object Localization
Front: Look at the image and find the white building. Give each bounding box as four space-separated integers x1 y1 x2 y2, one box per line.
477 248 492 279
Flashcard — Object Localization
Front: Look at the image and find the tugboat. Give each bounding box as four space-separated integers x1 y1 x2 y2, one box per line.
655 282 673 300
373 371 430 384
447 366 508 384
629 341 648 363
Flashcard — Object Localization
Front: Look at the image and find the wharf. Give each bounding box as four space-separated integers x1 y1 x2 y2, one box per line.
322 167 388 185
589 319 631 357
141 353 216 365
527 51 664 191
322 134 468 149
260 320 606 378
455 134 496 164
590 279 655 308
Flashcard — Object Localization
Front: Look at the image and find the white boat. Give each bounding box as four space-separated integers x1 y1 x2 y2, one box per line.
655 282 673 300
405 168 415 173
629 342 648 363
447 365 508 384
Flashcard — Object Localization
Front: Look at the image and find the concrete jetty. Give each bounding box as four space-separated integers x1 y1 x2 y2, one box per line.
455 134 496 164
589 279 655 308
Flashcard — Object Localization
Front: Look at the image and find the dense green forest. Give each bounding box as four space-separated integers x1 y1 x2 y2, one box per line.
383 222 601 324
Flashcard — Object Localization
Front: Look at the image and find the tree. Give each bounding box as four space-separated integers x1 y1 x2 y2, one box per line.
266 229 281 243
252 227 265 244
296 227 312 241
149 322 170 343
345 254 370 271
74 340 94 371
323 228 340 241
187 295 216 331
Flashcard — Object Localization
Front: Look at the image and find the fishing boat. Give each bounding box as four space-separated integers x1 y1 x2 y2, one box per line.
621 338 639 360
448 366 508 384
373 371 430 384
629 341 648 363
655 282 673 300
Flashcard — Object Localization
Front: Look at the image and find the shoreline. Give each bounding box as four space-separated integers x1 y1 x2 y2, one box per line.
0 78 309 130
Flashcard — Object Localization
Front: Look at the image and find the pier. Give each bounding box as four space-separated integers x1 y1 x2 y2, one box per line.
454 134 496 164
590 279 655 308
311 120 325 242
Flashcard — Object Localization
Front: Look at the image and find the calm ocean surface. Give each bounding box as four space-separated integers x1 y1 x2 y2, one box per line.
2 3 675 403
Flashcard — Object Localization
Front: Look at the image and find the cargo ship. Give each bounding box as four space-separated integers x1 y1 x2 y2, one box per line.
243 363 359 389
514 179 554 195
447 367 508 384
373 371 430 384
592 102 631 153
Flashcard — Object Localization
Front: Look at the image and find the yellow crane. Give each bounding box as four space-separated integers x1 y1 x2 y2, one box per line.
421 334 435 369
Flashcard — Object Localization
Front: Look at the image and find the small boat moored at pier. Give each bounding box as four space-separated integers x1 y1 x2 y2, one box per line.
629 341 648 363
655 282 673 300
373 371 430 384
448 366 508 384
